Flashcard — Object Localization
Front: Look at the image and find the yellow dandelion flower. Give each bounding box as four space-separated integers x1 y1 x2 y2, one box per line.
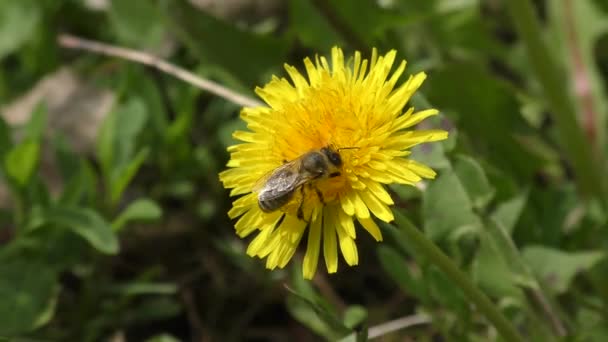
219 47 448 279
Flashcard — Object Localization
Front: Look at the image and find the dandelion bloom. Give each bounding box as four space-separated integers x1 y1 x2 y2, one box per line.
220 47 447 279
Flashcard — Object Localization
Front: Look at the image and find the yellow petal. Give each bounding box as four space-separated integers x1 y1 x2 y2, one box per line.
303 214 323 279
338 208 356 238
234 209 264 236
227 193 257 218
246 225 275 257
334 208 358 266
385 130 449 150
285 64 310 91
340 191 355 216
348 191 370 219
359 190 394 222
400 159 437 179
357 216 383 241
323 210 338 273
392 108 438 132
361 179 394 205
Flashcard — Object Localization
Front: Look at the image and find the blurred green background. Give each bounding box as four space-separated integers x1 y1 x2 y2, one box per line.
1 0 608 341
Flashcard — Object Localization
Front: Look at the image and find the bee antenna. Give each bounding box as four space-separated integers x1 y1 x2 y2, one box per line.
337 146 359 151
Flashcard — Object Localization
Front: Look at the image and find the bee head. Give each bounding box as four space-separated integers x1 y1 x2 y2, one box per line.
321 147 342 167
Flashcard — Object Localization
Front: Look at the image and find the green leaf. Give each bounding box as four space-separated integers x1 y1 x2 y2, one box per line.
126 297 181 323
109 282 177 296
97 98 148 177
423 169 482 241
4 139 40 187
472 230 521 299
28 206 119 255
108 0 166 48
285 285 350 338
377 245 427 301
109 147 150 205
0 259 58 336
0 0 41 59
145 334 181 342
343 305 367 330
522 246 605 294
426 63 543 180
23 102 47 141
0 115 12 159
426 266 469 315
166 0 288 87
289 0 343 51
286 266 350 340
453 155 495 209
490 192 528 234
112 198 162 231
325 0 405 46
55 137 96 206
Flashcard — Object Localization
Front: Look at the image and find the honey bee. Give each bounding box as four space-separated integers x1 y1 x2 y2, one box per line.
256 146 344 220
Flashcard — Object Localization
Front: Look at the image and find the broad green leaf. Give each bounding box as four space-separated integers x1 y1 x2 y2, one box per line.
289 0 342 51
577 306 608 341
286 265 350 340
522 246 605 294
97 98 148 177
28 206 119 255
54 137 96 206
0 0 41 59
453 155 495 209
427 1 502 58
126 297 181 323
325 0 405 47
285 285 350 338
484 218 537 289
423 169 481 241
145 334 181 342
0 115 12 159
23 102 47 141
109 282 177 296
490 192 528 234
108 0 165 48
112 198 162 231
166 0 288 87
110 148 150 205
426 63 543 180
472 230 521 299
0 259 58 336
377 245 427 301
426 266 469 315
342 305 367 330
4 140 39 187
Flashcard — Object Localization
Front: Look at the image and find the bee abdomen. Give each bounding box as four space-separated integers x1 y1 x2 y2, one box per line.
258 192 293 212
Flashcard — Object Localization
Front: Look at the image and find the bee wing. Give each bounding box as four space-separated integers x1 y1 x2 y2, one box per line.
253 162 291 193
255 160 310 201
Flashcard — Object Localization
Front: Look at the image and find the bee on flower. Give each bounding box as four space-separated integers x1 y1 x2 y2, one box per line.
219 47 448 279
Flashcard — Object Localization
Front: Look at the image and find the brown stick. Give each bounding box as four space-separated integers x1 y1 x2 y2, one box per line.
57 34 263 108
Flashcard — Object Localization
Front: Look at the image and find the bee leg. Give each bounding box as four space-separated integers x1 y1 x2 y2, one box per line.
314 186 325 205
329 172 341 178
296 186 307 222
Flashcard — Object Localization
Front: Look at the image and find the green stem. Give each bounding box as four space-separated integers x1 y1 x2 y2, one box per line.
393 211 524 342
505 0 608 209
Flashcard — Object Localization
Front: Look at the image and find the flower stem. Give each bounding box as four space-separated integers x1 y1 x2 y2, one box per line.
393 211 524 342
505 0 608 210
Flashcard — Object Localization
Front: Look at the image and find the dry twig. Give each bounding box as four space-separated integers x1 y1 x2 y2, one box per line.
57 34 263 108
